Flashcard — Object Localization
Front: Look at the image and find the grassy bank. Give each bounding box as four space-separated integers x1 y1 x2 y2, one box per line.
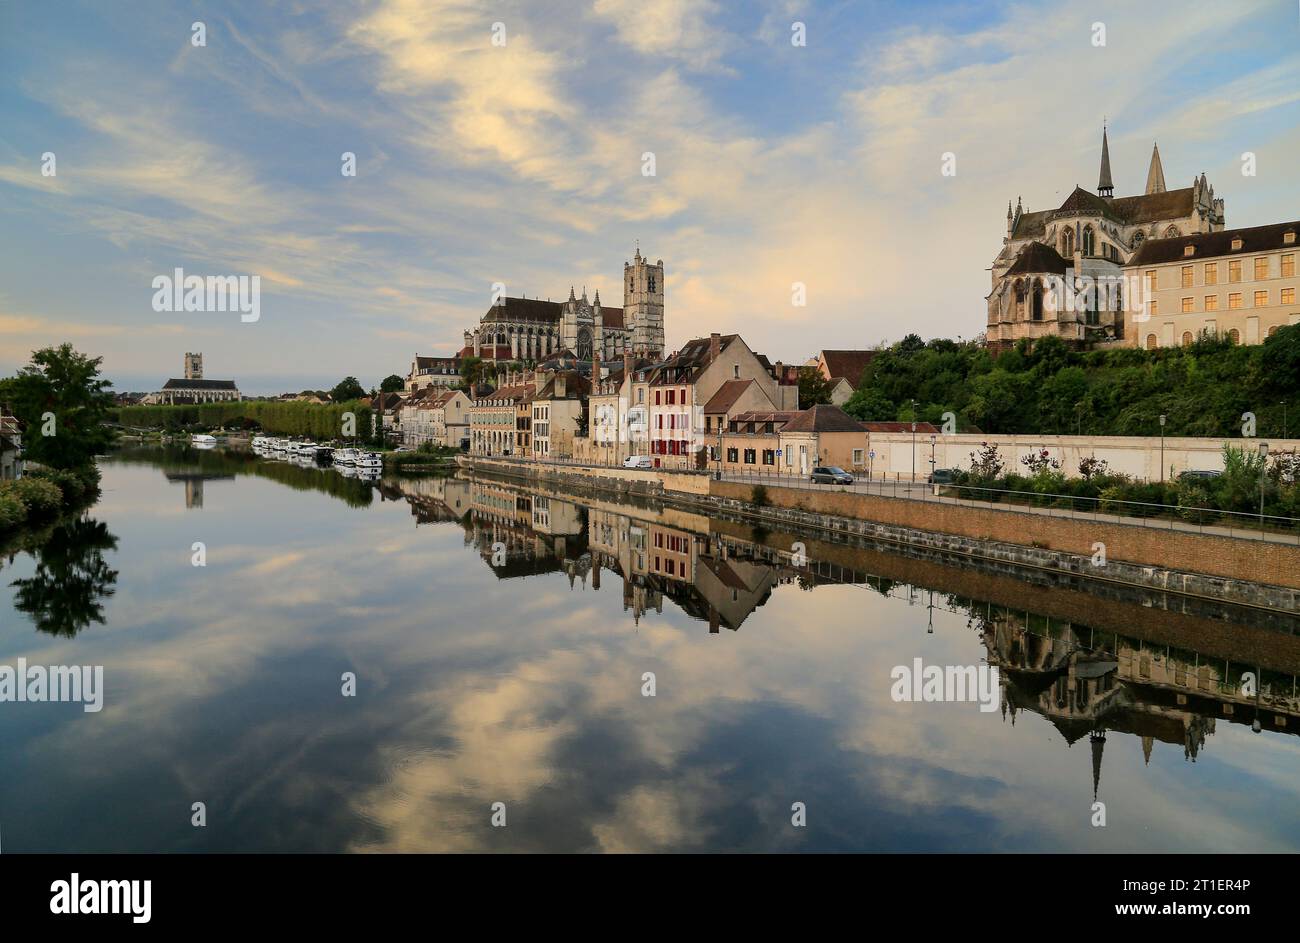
0 466 102 533
115 400 375 439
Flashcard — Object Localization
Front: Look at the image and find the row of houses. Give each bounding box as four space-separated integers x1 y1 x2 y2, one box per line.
1 408 24 480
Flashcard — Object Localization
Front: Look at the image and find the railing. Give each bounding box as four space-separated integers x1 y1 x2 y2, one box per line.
719 468 1300 543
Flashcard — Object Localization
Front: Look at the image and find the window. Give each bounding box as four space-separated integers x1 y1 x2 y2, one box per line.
1183 245 1196 257
1181 265 1193 288
637 388 644 403
1146 270 1158 291
1164 226 1180 238
655 390 661 405
648 275 655 293
726 447 738 463
1229 293 1242 309
1031 279 1044 321
1283 288 1296 305
1286 232 1297 245
1145 333 1158 350
762 450 775 466
1255 257 1269 280
1270 325 1281 336
1228 329 1240 344
1229 260 1242 282
1181 297 1194 313
1231 238 1243 251
852 448 865 464
1149 300 1158 317
1282 254 1295 277
1061 228 1074 256
1254 290 1268 307
1204 295 1218 311
743 449 756 464
1083 226 1095 256
1181 331 1193 346
1204 262 1218 286
732 364 739 379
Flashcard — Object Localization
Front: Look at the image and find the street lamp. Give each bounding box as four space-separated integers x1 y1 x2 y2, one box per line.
1259 441 1270 527
1159 414 1166 483
910 399 918 485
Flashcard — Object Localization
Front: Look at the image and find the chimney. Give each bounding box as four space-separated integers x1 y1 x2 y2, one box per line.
556 374 566 398
709 332 720 362
775 360 784 381
623 349 634 388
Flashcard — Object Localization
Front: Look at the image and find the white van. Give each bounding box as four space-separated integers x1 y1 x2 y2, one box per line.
623 455 652 469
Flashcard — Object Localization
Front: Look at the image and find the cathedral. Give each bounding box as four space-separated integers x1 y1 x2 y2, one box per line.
461 247 665 364
986 127 1225 352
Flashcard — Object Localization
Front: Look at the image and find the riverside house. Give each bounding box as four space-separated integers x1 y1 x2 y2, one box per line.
1 409 23 480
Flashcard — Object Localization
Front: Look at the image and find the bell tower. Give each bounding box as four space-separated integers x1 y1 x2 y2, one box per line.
624 245 664 358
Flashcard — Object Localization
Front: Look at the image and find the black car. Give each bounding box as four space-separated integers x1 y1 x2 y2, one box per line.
1177 469 1222 482
927 468 958 484
811 465 854 485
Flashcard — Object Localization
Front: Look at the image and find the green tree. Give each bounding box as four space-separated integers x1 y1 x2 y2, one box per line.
0 344 115 469
797 367 834 407
459 356 486 391
331 376 366 402
380 374 405 393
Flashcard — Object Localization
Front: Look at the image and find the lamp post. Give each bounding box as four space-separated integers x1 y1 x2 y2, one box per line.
910 399 918 486
716 427 723 481
929 434 937 478
1159 414 1166 483
1282 401 1289 440
1259 441 1270 528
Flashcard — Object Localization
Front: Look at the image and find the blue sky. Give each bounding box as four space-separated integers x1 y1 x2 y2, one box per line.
2 0 1298 394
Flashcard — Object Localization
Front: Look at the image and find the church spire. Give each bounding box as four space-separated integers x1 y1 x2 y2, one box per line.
1097 124 1114 198
1145 142 1167 195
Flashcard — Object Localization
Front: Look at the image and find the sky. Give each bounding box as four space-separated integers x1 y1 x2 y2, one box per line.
1 0 1298 396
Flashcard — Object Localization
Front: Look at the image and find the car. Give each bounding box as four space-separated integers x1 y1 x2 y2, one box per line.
1178 469 1222 481
623 455 653 469
811 465 853 485
927 468 958 484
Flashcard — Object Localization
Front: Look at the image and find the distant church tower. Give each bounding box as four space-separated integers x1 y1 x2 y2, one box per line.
184 352 203 380
624 246 664 358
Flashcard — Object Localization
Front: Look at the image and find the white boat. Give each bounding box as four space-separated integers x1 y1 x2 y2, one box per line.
333 448 359 466
191 434 217 445
294 442 319 456
271 438 289 452
355 452 384 471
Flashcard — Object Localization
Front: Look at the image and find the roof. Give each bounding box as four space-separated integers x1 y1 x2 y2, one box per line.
729 410 801 426
480 296 626 330
1006 241 1070 276
1011 186 1197 240
413 355 460 373
160 378 239 391
533 371 590 401
781 404 866 433
701 379 754 414
861 420 940 433
1128 220 1300 266
819 350 877 387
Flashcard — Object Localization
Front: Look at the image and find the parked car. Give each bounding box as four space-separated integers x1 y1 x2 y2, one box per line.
1177 469 1222 481
927 468 958 484
623 455 653 469
811 465 853 485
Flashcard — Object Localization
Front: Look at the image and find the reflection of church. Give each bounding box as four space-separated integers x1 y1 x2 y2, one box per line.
461 247 665 364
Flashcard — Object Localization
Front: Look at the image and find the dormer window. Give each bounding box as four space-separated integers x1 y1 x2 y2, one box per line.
1231 237 1243 251
1183 245 1195 257
1285 231 1296 245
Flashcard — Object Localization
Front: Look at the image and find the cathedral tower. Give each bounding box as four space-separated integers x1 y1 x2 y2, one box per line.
624 246 664 358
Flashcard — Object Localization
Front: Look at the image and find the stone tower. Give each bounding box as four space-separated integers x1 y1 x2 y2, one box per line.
184 352 203 380
624 246 664 358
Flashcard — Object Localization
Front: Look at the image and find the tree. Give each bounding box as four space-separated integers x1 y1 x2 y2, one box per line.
459 356 486 392
0 344 115 469
843 386 895 421
331 377 365 402
380 374 405 393
797 367 834 407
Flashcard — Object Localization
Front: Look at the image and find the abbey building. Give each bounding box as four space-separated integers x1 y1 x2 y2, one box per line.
986 127 1225 352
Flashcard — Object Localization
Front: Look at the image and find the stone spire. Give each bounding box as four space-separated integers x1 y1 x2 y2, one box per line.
1090 729 1106 800
1145 142 1167 195
1097 124 1114 198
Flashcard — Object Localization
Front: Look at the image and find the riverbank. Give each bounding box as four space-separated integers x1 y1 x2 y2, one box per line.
458 455 1300 608
0 466 101 534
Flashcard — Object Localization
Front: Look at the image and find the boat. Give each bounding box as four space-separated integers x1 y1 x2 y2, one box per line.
313 447 334 465
191 434 217 445
333 448 359 466
271 439 289 452
251 435 269 450
355 451 383 471
294 442 319 456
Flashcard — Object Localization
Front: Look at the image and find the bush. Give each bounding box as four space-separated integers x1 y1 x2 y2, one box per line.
0 490 28 530
9 477 63 516
751 484 770 507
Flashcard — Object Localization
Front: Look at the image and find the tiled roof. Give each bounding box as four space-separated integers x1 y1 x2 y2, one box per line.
160 378 239 391
819 350 877 387
701 379 754 414
730 410 800 425
1128 220 1300 266
480 297 626 329
781 404 865 433
861 420 940 433
1109 187 1195 225
1006 241 1070 276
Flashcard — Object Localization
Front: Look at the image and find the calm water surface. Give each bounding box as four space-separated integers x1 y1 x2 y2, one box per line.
2 446 1298 852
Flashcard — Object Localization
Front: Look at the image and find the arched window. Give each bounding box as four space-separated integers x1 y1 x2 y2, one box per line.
1164 225 1180 238
1083 225 1095 256
1268 325 1280 337
1228 329 1240 345
1031 279 1044 321
1013 279 1026 318
1145 333 1158 350
1061 228 1074 257
1181 331 1193 346
1132 231 1144 249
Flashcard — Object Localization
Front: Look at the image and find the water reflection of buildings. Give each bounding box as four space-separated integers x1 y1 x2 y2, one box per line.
163 471 235 509
390 473 1300 768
